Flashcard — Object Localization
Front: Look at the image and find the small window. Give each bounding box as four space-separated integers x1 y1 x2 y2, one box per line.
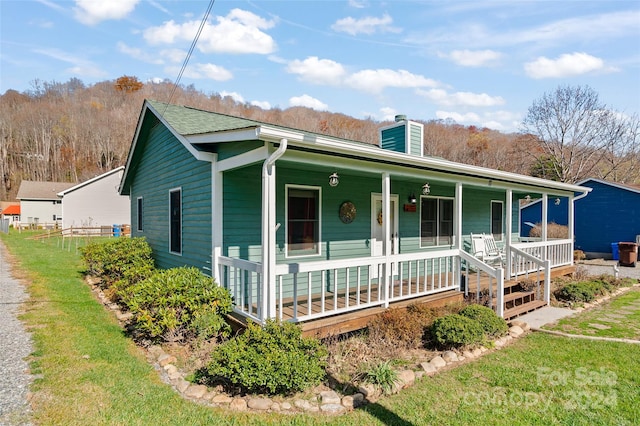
491 201 504 241
421 197 453 247
137 197 143 232
287 186 321 256
170 189 182 254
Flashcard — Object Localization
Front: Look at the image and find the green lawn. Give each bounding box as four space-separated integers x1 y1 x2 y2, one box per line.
2 231 640 425
547 287 640 340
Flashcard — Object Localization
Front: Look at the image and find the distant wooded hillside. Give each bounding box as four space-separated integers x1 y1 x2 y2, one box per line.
0 76 552 201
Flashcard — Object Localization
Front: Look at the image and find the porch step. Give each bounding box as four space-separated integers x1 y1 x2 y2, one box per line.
503 300 547 320
503 290 535 304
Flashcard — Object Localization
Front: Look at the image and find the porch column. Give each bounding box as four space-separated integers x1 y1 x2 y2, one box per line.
568 195 575 264
455 182 462 250
211 159 223 285
505 189 513 278
382 172 391 308
541 194 548 260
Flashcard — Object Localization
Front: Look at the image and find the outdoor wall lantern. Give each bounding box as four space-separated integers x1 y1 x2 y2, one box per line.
525 195 531 202
555 197 561 205
422 182 431 195
408 193 417 204
329 172 339 187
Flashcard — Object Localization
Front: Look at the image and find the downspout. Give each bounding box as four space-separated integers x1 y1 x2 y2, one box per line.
261 138 288 322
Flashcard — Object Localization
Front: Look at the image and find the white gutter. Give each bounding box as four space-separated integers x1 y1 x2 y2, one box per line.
261 138 288 321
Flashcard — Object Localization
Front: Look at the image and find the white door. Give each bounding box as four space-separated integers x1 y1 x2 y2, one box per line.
371 193 399 258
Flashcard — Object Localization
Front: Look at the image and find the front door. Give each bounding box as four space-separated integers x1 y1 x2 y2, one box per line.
371 193 399 258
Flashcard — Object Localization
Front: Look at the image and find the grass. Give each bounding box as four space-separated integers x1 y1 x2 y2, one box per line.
547 287 640 340
2 230 640 425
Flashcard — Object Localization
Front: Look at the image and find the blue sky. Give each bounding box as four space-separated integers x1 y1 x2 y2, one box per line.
1 0 639 132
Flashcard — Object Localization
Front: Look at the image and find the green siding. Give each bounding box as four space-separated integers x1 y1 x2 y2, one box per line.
216 140 264 161
381 125 406 153
129 121 212 271
409 123 422 156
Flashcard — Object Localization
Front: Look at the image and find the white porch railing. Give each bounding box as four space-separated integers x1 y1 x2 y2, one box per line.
218 239 569 324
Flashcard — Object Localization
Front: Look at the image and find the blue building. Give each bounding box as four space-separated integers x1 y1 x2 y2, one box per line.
520 178 640 258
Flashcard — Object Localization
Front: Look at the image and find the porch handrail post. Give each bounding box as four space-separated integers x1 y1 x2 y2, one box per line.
568 196 575 265
541 194 548 261
496 267 504 318
544 259 551 305
383 172 391 307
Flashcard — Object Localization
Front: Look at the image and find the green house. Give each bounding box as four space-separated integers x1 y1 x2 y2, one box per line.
120 100 589 332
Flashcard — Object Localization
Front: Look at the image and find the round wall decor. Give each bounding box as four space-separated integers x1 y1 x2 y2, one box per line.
339 201 356 224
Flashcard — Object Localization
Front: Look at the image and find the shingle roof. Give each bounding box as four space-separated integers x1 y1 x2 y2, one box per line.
16 181 74 200
148 100 261 136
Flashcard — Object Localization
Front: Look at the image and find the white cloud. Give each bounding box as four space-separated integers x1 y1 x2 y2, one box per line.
446 49 502 67
524 52 610 79
250 100 271 109
74 0 139 25
379 107 398 121
286 57 346 85
436 110 481 123
165 63 232 81
143 9 276 55
34 47 107 78
331 13 401 36
159 48 188 63
117 42 164 64
348 0 368 8
345 69 439 94
220 91 244 103
289 94 328 111
417 89 505 107
148 77 166 84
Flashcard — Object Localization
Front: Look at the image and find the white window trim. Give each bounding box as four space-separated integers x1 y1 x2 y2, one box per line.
169 187 182 255
491 200 504 242
420 195 455 248
136 196 143 232
285 184 322 259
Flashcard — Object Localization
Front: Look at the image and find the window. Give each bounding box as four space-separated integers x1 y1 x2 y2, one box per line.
287 186 320 256
137 197 143 232
169 189 181 254
491 201 503 241
420 197 453 247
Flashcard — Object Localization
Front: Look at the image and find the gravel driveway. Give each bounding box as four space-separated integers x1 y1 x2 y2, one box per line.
578 259 640 280
0 242 33 426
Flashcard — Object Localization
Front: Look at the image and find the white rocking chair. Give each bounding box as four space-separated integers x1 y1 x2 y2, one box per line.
470 233 505 267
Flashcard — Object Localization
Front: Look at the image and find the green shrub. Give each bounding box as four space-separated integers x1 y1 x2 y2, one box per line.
81 237 154 286
459 304 508 338
205 320 327 395
555 280 607 303
120 267 232 342
364 360 399 395
430 314 485 349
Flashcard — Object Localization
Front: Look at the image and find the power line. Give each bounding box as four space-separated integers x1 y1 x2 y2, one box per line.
162 0 216 116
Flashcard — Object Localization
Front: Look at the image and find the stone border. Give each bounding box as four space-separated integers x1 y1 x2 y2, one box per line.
87 276 531 415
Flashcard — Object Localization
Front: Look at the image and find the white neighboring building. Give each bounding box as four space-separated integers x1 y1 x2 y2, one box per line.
16 181 74 228
58 167 130 230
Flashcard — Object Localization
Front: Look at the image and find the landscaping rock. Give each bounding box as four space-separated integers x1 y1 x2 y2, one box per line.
509 325 525 337
158 353 177 367
175 379 190 393
164 364 178 374
320 404 346 414
281 402 292 410
462 350 474 359
442 351 459 362
184 384 208 399
229 398 248 411
212 394 233 404
294 399 319 412
430 356 447 368
357 383 378 398
397 369 415 388
415 371 425 380
494 337 507 348
116 311 133 322
472 348 483 357
320 390 341 405
420 362 438 375
247 397 272 411
510 319 530 331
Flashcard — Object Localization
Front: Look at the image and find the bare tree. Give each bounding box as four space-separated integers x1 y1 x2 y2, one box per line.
520 85 639 184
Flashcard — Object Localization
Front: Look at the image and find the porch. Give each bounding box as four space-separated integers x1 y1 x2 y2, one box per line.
218 238 574 337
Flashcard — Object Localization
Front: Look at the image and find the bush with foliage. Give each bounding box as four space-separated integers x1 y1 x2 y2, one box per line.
119 267 232 342
430 314 485 349
459 304 508 338
81 237 154 286
205 320 327 395
364 360 399 395
555 281 604 303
